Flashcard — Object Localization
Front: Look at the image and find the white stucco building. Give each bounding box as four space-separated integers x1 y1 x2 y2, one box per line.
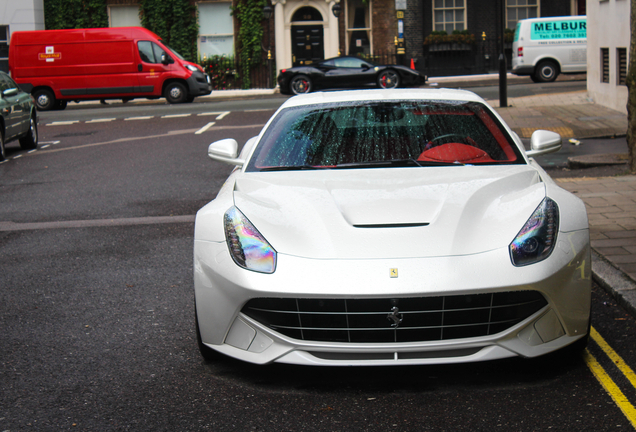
587 0 629 114
0 0 45 72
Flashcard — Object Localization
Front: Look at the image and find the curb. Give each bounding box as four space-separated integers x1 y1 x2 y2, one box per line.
568 153 629 168
592 250 636 318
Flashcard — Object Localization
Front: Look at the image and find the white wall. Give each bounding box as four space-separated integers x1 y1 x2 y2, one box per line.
587 0 629 114
0 0 45 34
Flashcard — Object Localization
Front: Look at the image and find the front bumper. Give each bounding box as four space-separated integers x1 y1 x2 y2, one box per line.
186 70 212 97
194 229 591 366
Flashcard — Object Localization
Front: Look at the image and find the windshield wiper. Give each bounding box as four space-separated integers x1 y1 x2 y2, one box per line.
259 165 325 172
334 159 461 168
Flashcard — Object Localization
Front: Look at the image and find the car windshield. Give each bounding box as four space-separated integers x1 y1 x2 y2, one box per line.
246 100 524 172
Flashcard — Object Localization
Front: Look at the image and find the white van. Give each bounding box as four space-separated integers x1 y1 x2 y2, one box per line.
512 16 587 82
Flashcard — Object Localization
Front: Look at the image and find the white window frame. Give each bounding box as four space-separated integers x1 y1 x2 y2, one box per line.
432 0 467 33
345 0 373 55
506 0 539 31
197 1 234 59
108 5 142 28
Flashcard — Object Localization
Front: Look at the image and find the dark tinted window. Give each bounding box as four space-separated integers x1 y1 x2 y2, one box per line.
138 41 155 63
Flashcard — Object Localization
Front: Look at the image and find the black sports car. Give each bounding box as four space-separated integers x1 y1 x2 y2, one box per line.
277 56 427 95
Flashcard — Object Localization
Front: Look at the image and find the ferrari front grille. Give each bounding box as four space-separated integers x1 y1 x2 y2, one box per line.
241 291 547 343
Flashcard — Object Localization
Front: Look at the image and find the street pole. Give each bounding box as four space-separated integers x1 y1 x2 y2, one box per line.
498 0 507 108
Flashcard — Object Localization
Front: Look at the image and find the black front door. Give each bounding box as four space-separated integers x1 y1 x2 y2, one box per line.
291 25 324 67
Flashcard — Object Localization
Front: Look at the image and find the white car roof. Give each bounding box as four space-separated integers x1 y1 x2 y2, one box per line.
280 88 488 109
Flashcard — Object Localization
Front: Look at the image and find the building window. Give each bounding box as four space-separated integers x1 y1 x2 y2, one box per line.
617 48 627 86
198 2 234 58
601 48 609 83
109 6 141 27
0 26 7 73
346 0 372 55
506 0 538 30
433 0 465 32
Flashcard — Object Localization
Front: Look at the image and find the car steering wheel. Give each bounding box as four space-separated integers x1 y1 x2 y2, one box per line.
430 134 472 145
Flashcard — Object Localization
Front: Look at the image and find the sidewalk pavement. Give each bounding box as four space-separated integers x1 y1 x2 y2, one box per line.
208 76 636 317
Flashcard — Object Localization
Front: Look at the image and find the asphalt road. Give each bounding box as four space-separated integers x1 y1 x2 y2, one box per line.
1 90 636 431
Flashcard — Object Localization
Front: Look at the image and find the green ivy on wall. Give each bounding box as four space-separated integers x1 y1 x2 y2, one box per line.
139 0 199 62
44 0 108 30
232 0 267 88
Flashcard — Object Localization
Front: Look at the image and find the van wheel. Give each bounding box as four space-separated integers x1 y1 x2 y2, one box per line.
534 61 559 83
19 117 38 150
33 89 56 111
164 82 188 104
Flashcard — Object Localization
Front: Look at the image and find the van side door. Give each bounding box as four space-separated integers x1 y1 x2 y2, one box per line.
136 41 173 95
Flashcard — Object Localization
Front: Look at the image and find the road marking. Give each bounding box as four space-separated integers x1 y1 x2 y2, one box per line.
28 149 37 153
584 348 636 428
245 109 273 112
197 111 230 120
39 141 60 145
591 327 636 390
195 122 215 135
124 116 154 121
21 124 263 157
47 121 79 126
13 155 22 159
161 114 191 119
0 215 196 231
86 118 116 123
41 145 50 149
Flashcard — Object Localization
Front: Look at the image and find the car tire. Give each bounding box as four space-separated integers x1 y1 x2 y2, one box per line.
195 305 222 362
19 116 38 150
290 75 312 95
33 88 56 111
378 69 400 89
0 131 5 162
533 60 559 83
164 82 188 104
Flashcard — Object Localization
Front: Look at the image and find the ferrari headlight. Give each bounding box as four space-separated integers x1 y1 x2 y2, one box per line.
510 198 559 266
224 206 276 273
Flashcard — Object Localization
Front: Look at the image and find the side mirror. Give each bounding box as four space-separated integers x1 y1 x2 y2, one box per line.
208 139 245 167
526 130 562 157
2 88 18 98
161 53 173 65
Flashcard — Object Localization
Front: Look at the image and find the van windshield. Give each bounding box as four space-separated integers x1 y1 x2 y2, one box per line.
160 41 185 61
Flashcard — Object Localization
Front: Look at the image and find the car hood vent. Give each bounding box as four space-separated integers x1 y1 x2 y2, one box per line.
353 223 430 228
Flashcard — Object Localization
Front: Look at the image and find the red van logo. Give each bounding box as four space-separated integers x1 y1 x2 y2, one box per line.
39 46 61 62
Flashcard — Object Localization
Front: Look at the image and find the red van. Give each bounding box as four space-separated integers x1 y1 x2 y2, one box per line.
9 27 212 110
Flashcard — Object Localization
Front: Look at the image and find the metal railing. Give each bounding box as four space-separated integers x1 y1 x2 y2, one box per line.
200 55 274 90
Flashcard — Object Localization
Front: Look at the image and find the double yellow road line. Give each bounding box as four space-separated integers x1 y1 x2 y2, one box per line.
584 326 636 428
